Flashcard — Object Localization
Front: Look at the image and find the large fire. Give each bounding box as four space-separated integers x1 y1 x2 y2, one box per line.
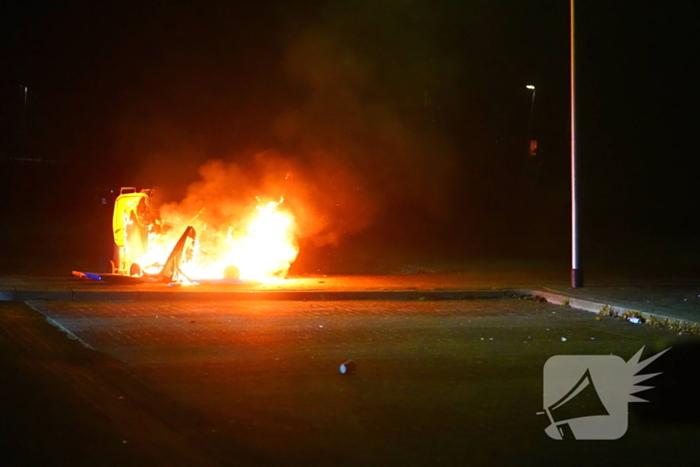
115 191 298 284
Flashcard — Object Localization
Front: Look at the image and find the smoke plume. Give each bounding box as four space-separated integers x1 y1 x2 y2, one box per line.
122 0 469 261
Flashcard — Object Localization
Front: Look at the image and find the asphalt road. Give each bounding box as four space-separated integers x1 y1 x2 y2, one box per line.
2 299 699 466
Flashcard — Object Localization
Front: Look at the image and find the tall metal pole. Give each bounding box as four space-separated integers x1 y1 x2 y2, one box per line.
528 86 536 132
18 85 28 133
570 0 583 287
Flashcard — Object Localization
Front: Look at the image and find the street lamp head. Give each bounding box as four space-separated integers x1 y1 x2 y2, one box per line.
526 85 535 90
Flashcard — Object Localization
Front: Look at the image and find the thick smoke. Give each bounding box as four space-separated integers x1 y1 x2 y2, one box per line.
158 152 377 247
126 0 468 257
275 3 465 224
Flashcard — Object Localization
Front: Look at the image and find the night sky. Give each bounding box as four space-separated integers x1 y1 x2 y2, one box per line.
1 0 698 274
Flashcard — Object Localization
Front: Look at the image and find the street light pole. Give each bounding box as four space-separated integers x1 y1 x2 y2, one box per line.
570 0 583 287
526 85 537 157
526 84 536 117
18 85 28 128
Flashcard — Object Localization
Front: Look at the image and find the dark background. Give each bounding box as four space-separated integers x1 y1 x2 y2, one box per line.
1 0 698 276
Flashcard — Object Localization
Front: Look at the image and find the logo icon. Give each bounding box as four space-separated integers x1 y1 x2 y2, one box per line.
539 346 669 440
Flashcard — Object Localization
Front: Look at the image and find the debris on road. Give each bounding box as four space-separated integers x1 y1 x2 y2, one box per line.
339 360 356 375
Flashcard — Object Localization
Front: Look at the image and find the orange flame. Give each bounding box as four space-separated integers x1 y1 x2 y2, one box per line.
225 199 298 281
132 198 298 283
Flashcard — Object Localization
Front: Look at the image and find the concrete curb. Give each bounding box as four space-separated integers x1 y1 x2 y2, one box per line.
519 289 700 326
4 285 698 326
16 290 74 301
0 287 16 301
1 288 512 302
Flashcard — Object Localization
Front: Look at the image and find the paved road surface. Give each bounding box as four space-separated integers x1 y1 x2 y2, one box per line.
2 299 699 466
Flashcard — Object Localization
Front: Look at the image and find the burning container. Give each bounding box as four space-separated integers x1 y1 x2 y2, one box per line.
111 187 154 276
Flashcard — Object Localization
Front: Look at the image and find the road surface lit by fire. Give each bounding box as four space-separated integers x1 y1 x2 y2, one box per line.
12 298 698 466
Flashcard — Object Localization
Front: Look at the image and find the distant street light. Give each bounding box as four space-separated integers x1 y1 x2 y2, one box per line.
17 85 28 144
526 85 537 157
526 85 536 110
19 85 27 114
